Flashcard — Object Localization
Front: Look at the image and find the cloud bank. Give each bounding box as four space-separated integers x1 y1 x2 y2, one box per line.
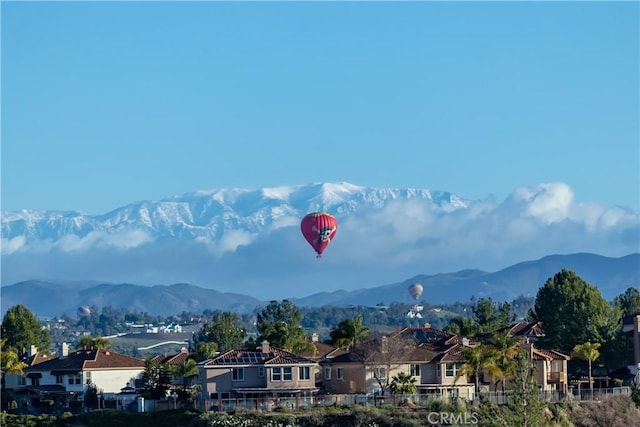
2 182 638 299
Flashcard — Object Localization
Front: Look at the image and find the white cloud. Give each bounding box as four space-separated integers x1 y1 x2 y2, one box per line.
1 182 638 296
1 236 26 255
56 229 155 252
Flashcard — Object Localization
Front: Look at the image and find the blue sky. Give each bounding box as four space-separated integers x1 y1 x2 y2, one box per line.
2 1 638 215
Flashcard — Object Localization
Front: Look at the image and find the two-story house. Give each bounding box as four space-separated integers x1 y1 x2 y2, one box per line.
321 326 475 400
18 343 145 406
198 340 319 404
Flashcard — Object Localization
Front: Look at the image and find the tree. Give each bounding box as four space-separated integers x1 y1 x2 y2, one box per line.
76 336 112 350
455 344 500 400
256 300 306 351
171 358 199 392
1 304 51 354
195 311 246 353
141 359 172 399
445 315 479 337
615 287 640 317
571 341 601 394
389 371 417 395
529 269 618 354
1 338 28 390
477 350 547 427
490 331 523 394
194 341 218 362
329 315 370 350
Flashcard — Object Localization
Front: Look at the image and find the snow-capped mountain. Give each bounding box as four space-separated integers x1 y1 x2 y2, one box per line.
1 181 637 301
1 182 468 244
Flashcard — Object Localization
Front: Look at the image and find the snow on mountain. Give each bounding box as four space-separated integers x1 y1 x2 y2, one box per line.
1 182 469 247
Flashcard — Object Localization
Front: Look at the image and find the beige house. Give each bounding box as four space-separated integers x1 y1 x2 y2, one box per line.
623 313 640 375
321 327 475 400
530 345 570 393
198 341 319 401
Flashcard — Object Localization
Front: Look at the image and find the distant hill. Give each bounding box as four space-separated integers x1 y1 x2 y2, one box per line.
0 281 263 318
290 253 640 307
1 253 637 318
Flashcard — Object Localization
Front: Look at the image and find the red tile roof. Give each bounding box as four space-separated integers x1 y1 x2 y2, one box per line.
24 349 145 373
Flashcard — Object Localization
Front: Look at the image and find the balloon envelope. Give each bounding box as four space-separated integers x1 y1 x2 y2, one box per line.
300 212 338 257
77 306 91 317
408 283 423 301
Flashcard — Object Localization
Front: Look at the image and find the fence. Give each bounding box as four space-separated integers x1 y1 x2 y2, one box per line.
125 386 634 413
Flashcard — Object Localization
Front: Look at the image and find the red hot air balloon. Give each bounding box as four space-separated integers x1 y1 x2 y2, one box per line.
300 212 338 258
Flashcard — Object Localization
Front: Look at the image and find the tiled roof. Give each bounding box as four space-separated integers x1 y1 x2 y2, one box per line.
508 321 545 338
298 342 346 360
151 348 193 365
24 349 145 373
203 347 315 367
532 348 570 361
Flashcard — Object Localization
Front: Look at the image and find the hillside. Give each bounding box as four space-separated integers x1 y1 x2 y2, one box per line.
1 252 637 318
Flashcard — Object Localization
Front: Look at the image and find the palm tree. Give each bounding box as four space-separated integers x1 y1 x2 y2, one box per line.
171 359 199 392
389 371 417 395
330 315 370 350
490 331 522 394
455 344 500 401
572 341 601 395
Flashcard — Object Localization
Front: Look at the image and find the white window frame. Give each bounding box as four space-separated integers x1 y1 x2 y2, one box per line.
445 363 459 377
298 366 310 381
283 367 293 381
272 367 282 381
337 367 344 380
410 364 420 377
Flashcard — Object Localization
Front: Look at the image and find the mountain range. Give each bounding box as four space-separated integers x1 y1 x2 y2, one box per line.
1 253 637 318
1 182 638 301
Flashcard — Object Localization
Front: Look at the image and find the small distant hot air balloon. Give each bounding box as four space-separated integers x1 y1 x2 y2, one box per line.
300 212 338 258
77 306 91 318
408 283 423 302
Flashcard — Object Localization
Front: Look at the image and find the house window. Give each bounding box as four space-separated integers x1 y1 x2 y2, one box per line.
258 367 264 377
410 364 420 377
272 367 282 381
69 375 82 385
232 368 244 381
55 375 64 384
374 367 386 379
445 363 459 377
299 366 310 381
85 372 92 385
337 368 344 380
324 367 332 380
283 367 293 381
272 367 292 381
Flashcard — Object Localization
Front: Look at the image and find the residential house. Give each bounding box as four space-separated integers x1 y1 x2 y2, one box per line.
623 313 640 375
506 321 545 343
297 333 346 388
2 345 52 391
322 326 475 400
198 340 319 402
151 347 197 390
529 345 571 394
17 343 145 407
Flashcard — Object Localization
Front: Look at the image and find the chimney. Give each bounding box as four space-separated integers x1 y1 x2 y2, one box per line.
261 340 270 354
312 333 319 343
29 345 38 357
60 343 69 358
